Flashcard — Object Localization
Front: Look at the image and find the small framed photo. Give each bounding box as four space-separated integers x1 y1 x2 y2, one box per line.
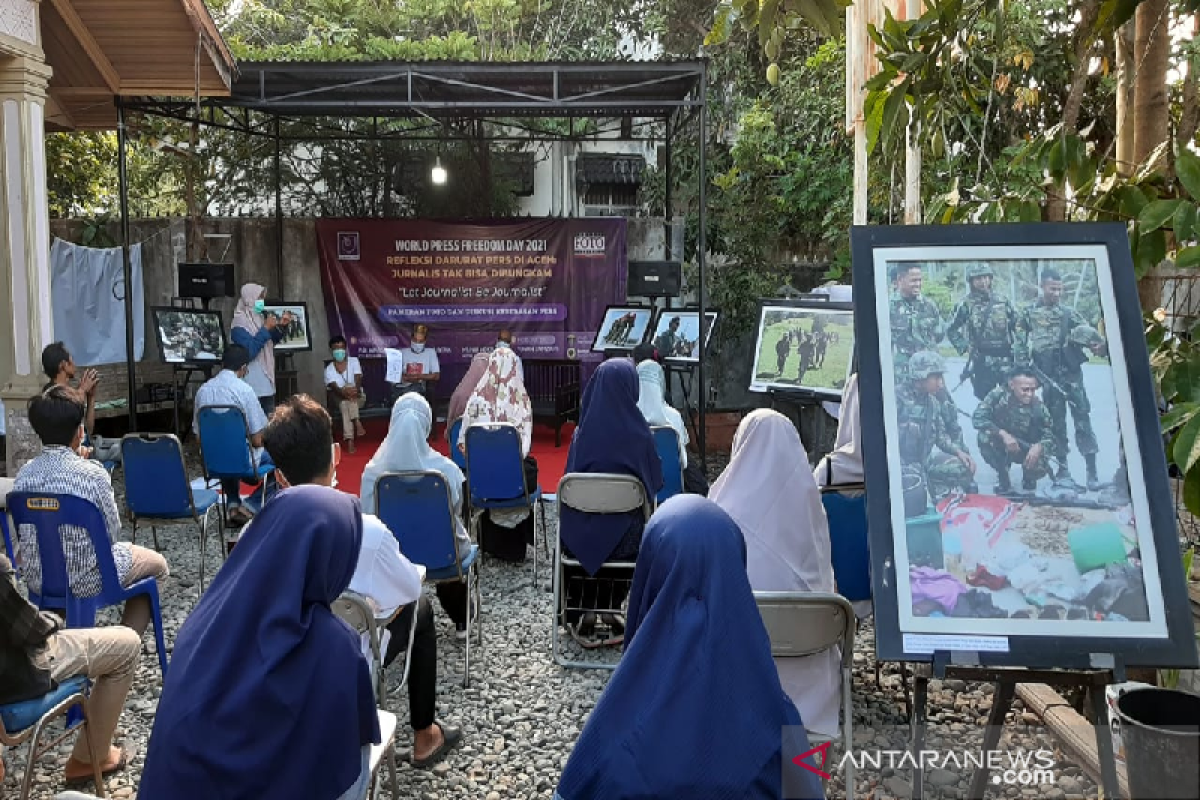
850 222 1197 669
591 305 655 352
749 300 855 400
652 309 719 363
263 301 313 353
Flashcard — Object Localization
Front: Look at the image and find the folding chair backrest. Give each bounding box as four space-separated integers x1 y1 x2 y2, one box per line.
196 405 255 478
754 591 855 667
463 423 526 502
448 418 467 471
650 426 684 503
7 492 123 603
820 484 872 603
332 590 381 662
557 473 650 519
375 471 459 574
121 434 194 518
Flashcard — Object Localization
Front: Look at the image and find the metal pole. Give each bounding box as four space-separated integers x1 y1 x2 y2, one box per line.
117 100 138 430
663 113 673 259
697 63 708 467
274 117 284 289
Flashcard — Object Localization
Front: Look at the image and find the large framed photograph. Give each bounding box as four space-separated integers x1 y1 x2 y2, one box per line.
850 223 1196 668
263 301 312 352
151 307 226 364
749 300 855 399
652 309 719 363
591 305 655 352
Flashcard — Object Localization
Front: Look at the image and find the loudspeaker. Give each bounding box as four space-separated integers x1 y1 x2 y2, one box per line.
628 260 681 297
178 263 236 299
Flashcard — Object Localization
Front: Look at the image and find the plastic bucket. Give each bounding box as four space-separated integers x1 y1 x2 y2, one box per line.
1115 688 1200 800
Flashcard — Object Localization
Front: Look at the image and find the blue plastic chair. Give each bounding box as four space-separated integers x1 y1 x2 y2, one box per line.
1 675 102 799
121 433 221 590
7 492 169 677
374 470 481 688
448 418 467 471
196 405 274 524
650 426 684 504
2 501 13 564
462 423 547 586
820 484 872 604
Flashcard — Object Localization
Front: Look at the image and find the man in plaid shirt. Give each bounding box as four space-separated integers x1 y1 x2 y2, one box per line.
1 553 140 784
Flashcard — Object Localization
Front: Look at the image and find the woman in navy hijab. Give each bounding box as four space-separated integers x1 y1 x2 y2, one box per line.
556 496 825 800
139 485 380 800
561 358 662 638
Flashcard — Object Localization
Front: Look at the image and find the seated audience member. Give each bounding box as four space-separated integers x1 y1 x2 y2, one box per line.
193 344 274 527
41 342 116 462
14 386 169 636
445 351 491 442
635 358 708 495
0 553 140 786
560 359 662 638
496 328 525 382
814 372 863 487
140 485 379 800
263 396 463 766
458 347 539 562
710 409 840 738
554 496 824 800
325 335 367 454
392 324 440 401
631 342 658 364
361 394 472 638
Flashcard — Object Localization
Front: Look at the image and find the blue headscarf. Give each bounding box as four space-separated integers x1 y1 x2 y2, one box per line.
140 485 379 800
563 358 663 574
557 496 825 800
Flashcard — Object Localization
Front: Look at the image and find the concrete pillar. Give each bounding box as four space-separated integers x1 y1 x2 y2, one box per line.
0 52 54 476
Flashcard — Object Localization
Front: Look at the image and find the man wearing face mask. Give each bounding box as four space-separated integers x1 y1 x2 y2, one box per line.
392 324 440 401
194 344 275 528
325 335 367 453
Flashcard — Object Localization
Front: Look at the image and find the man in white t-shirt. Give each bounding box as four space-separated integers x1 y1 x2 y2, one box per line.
262 394 463 769
391 324 440 401
324 335 367 453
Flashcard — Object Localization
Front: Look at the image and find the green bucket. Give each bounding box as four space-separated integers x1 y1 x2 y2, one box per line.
1067 522 1127 574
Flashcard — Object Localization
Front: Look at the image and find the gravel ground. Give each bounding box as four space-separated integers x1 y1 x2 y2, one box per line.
2 450 1102 799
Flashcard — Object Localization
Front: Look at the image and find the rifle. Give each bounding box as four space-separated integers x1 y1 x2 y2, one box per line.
952 349 975 393
1028 364 1072 398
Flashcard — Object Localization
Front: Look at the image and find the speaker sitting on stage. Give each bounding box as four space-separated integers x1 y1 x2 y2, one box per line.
391 324 440 401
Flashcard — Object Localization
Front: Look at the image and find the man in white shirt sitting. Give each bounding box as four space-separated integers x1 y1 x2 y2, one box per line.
193 344 274 528
324 335 366 454
262 394 463 768
391 324 440 402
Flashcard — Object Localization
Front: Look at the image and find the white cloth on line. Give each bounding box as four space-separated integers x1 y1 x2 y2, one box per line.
50 238 145 366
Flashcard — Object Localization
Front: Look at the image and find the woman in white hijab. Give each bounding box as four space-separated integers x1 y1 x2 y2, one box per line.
360 394 472 634
635 360 688 463
709 409 840 737
230 282 290 415
814 373 863 487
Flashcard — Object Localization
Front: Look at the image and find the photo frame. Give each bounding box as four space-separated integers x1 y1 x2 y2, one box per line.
591 305 655 352
151 307 226 365
263 301 313 352
652 309 719 364
749 300 855 400
850 222 1196 669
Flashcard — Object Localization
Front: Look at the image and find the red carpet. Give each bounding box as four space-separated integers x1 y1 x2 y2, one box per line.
333 417 574 498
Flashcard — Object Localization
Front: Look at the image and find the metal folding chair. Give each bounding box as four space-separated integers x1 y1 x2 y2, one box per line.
374 470 482 687
552 472 652 670
0 676 103 799
121 433 220 589
650 426 684 503
754 590 856 798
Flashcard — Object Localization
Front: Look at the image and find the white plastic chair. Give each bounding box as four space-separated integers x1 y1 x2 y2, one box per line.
754 590 856 797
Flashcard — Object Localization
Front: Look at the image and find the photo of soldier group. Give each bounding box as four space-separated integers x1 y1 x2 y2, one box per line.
153 308 225 364
880 257 1155 627
651 310 718 362
262 303 312 351
592 306 654 351
750 305 855 396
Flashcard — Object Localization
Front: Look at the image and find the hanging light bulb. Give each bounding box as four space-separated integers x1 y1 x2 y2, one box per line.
431 156 448 186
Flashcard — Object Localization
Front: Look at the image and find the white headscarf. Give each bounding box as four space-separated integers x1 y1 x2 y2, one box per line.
361 394 470 557
814 373 863 486
457 347 533 456
230 282 275 389
709 408 839 736
635 360 688 461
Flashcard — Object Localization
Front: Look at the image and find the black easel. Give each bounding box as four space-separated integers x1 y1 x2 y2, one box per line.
910 653 1124 800
665 361 701 447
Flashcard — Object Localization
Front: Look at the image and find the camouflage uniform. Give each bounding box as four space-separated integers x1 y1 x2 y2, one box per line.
972 384 1054 492
891 292 961 441
1015 303 1101 483
946 265 1016 401
896 352 976 501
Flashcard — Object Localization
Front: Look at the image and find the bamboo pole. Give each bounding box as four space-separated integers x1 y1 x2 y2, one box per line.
1015 683 1129 798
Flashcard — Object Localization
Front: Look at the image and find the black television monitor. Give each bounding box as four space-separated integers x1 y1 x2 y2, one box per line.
151 307 226 364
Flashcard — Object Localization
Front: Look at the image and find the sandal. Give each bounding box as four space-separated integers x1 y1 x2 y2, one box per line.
63 745 132 788
225 506 252 529
411 723 462 769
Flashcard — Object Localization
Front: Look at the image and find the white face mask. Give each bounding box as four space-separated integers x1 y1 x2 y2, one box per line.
496 340 511 349
410 342 425 354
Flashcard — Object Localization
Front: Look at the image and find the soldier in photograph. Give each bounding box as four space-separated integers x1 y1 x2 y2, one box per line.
946 263 1016 401
890 263 962 442
774 329 791 376
797 331 816 383
1015 268 1108 490
896 351 977 500
973 368 1054 495
814 330 829 368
